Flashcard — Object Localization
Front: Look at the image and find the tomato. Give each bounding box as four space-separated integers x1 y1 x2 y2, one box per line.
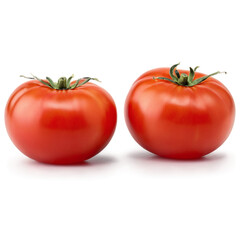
125 63 235 159
5 75 117 164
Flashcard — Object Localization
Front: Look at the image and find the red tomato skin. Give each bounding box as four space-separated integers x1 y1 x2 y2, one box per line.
5 80 117 164
125 68 235 159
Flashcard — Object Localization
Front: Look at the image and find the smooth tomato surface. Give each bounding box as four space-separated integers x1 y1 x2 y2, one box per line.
5 80 117 164
125 68 235 159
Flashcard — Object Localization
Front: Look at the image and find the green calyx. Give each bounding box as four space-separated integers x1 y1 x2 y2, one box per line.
153 63 226 87
20 74 100 90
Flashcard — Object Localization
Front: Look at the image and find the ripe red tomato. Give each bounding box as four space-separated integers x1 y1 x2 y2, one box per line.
125 64 235 159
5 75 117 164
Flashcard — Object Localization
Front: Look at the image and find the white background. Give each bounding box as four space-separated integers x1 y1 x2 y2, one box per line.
0 0 239 239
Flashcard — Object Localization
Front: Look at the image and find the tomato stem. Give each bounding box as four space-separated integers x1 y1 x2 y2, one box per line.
20 75 100 90
154 63 226 87
178 73 188 85
58 77 67 89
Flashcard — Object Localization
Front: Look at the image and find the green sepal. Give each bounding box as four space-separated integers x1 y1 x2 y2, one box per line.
69 79 81 89
31 74 53 88
66 74 74 88
188 67 195 84
152 63 226 87
153 77 179 85
46 77 56 89
194 66 200 72
189 71 227 86
77 77 100 87
20 74 100 90
175 69 180 78
169 63 180 82
72 77 100 88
